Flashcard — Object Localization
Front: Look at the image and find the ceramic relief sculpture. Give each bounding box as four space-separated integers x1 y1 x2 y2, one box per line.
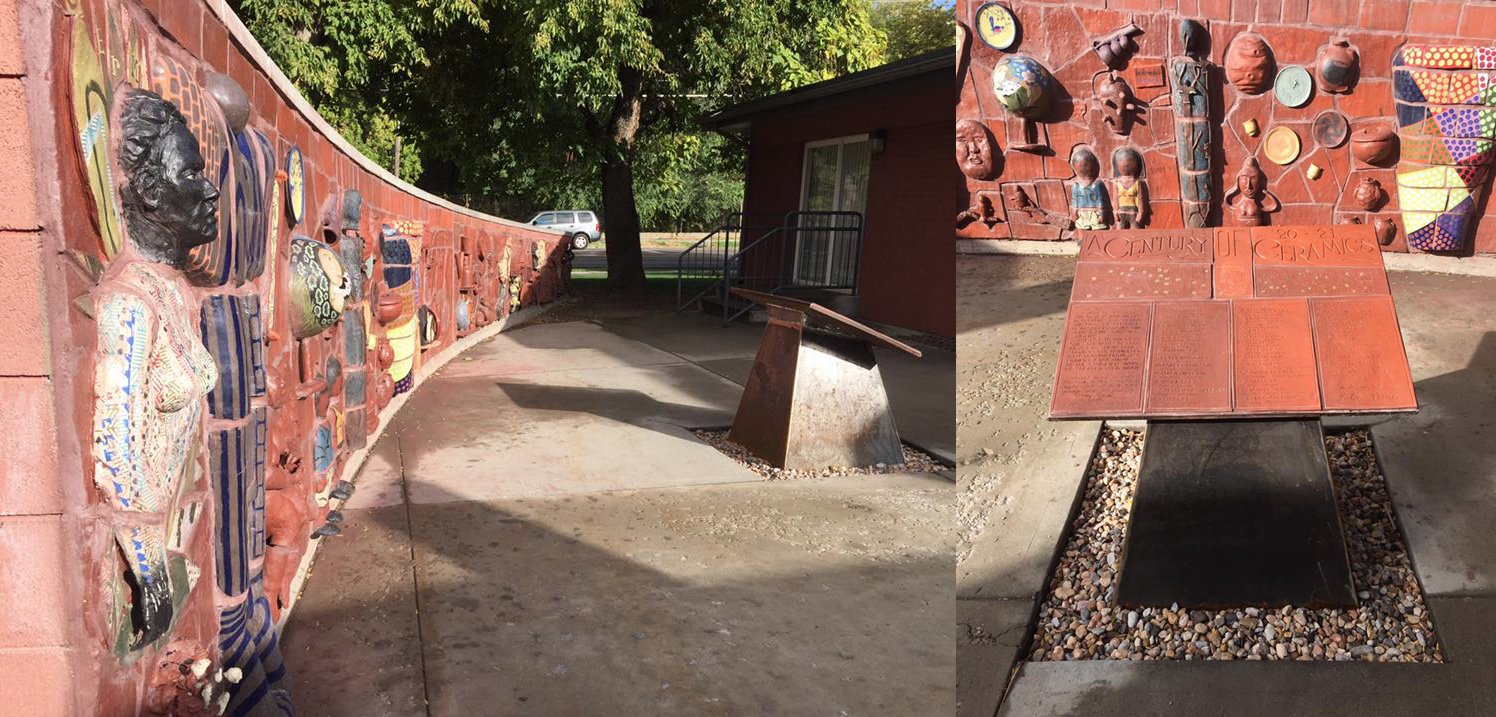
93 89 221 651
1096 73 1141 136
1316 37 1360 94
1171 20 1213 228
1354 177 1386 211
287 237 349 339
380 222 423 395
1092 24 1143 70
991 54 1056 151
1393 44 1496 252
150 53 234 287
71 17 126 257
1112 147 1147 229
1225 33 1275 95
1225 156 1282 226
956 118 999 180
1352 123 1399 166
1069 147 1108 230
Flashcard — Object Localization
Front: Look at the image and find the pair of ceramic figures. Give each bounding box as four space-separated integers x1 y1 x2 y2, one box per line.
1068 146 1147 231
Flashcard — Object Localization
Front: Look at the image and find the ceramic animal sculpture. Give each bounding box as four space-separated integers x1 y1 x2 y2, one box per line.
1112 147 1148 229
95 89 220 651
956 118 998 180
1225 157 1282 226
1093 24 1143 70
1225 33 1275 95
1069 147 1108 230
1172 21 1214 227
287 237 349 339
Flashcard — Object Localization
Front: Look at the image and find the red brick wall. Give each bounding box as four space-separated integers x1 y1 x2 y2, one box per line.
743 73 959 336
0 0 564 714
958 0 1496 254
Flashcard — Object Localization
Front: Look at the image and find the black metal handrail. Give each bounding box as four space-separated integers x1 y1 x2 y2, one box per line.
676 210 863 323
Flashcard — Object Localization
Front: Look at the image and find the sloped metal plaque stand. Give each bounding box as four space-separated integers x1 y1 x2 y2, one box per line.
727 288 922 470
1115 419 1358 609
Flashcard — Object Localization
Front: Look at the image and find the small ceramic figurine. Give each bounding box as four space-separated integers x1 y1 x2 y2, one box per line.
1093 24 1143 70
1225 33 1275 95
1069 147 1108 230
1112 147 1147 229
1353 177 1385 212
956 118 998 180
1224 156 1281 226
957 194 1002 229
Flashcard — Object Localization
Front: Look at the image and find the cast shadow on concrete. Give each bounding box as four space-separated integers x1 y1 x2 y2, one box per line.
285 478 954 716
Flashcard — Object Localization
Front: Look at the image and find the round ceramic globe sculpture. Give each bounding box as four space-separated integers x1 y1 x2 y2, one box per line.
991 54 1055 119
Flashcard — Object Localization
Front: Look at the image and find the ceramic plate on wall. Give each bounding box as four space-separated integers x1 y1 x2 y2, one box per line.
1265 126 1302 165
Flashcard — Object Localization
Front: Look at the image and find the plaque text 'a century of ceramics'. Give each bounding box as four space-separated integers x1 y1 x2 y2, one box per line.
1050 225 1417 418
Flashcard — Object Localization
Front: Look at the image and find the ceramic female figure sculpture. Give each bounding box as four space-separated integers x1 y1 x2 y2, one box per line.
1069 147 1108 230
1112 148 1147 229
1225 33 1275 95
1224 157 1281 226
94 89 220 650
956 118 998 180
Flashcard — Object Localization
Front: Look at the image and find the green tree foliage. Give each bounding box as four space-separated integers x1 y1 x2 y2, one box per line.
871 1 956 62
230 0 487 182
233 0 893 288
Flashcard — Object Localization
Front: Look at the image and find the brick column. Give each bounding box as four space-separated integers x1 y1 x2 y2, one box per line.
0 0 78 713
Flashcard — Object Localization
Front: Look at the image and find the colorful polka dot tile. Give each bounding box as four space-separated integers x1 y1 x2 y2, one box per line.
1450 74 1483 104
1393 70 1426 102
1397 102 1430 128
1447 137 1496 166
1478 47 1496 70
1403 211 1439 233
1412 71 1451 103
1456 164 1493 186
1397 186 1450 212
1481 109 1496 138
1408 221 1463 252
1402 45 1475 70
1397 165 1453 188
1432 108 1485 138
1402 137 1453 165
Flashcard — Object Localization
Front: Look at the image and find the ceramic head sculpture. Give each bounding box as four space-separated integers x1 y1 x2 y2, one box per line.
1112 147 1147 229
288 236 349 339
955 118 997 180
1179 19 1209 60
1225 34 1275 95
117 89 220 267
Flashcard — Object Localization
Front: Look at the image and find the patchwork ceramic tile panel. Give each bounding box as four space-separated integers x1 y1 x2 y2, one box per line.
210 424 252 597
1051 226 1416 418
201 294 257 420
1398 45 1496 253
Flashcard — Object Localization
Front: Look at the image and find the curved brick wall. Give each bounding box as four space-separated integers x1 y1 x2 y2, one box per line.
957 0 1496 255
0 0 567 714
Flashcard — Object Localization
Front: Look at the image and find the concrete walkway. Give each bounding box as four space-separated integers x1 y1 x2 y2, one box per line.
281 312 955 715
956 255 1496 716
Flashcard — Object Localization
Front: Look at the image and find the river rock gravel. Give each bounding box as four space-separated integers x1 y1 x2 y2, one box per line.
1028 428 1443 663
693 430 943 480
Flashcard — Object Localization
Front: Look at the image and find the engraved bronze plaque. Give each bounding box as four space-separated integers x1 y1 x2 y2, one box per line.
1051 302 1151 417
1254 266 1390 297
1311 296 1418 412
1077 229 1213 263
1071 262 1212 302
1232 299 1322 413
1145 302 1231 414
1053 226 1414 419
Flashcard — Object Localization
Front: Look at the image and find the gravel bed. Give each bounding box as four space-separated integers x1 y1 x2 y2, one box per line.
693 430 943 480
1029 428 1443 663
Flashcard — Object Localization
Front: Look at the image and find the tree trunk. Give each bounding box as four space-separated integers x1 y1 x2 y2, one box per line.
600 67 647 291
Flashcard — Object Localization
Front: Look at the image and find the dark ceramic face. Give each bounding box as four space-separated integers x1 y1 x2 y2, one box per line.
1071 152 1099 181
156 121 220 253
956 120 995 180
1114 152 1140 178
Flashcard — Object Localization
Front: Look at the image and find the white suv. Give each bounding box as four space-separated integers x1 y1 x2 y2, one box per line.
529 210 602 249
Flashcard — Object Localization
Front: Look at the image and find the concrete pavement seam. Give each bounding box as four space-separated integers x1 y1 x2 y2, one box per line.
394 431 435 717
